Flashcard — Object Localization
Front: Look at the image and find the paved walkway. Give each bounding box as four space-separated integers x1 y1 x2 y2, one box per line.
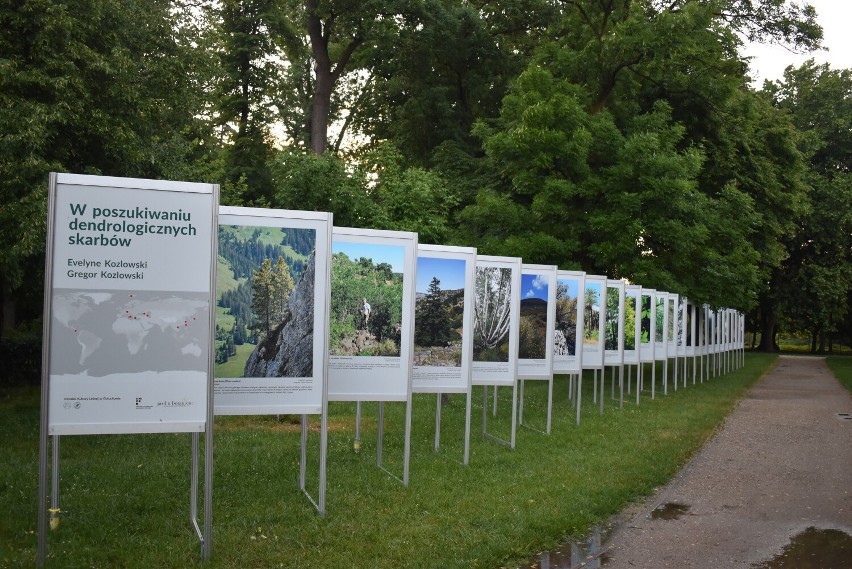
602 355 852 568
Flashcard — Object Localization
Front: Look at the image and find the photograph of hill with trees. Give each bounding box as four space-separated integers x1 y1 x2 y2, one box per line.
473 266 512 362
519 273 549 360
554 279 578 357
624 293 638 351
605 286 620 351
330 243 404 357
215 225 316 378
584 283 601 347
414 256 465 367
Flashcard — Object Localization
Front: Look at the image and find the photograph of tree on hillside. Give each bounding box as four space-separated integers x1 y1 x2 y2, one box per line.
624 294 637 351
641 295 652 344
605 287 620 351
584 283 601 347
330 242 404 357
554 279 578 357
656 297 666 343
414 256 465 367
519 273 549 360
473 266 512 362
215 225 316 378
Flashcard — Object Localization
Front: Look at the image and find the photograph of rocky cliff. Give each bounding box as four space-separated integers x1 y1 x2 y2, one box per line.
554 279 578 357
214 224 316 378
414 256 465 367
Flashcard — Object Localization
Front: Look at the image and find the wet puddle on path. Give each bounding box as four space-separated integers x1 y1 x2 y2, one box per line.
752 527 852 569
650 502 690 520
516 525 611 569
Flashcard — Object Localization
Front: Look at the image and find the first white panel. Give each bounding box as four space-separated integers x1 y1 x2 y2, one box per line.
48 173 217 434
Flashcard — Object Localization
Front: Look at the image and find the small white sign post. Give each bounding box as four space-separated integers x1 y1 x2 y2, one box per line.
553 271 585 425
624 285 642 404
583 275 607 415
328 227 417 485
604 280 625 408
39 173 218 565
517 265 557 434
472 256 521 449
214 206 332 514
412 245 476 464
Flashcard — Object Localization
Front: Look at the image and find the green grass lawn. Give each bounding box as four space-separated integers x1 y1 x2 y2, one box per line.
0 353 775 568
826 356 852 393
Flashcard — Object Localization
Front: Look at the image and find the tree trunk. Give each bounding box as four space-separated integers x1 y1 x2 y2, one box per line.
305 0 363 155
758 309 777 352
1 279 15 338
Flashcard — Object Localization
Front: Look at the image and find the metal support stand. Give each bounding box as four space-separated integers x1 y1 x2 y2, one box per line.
482 383 518 448
575 372 583 426
432 391 473 465
376 399 413 486
354 401 362 453
518 376 554 435
299 414 327 515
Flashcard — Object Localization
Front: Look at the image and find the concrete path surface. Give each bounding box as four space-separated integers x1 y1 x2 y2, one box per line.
602 355 852 568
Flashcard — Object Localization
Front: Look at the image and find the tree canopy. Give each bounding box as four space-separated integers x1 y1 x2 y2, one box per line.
2 0 849 352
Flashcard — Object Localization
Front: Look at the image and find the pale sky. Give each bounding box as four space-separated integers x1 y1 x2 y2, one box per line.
742 0 852 86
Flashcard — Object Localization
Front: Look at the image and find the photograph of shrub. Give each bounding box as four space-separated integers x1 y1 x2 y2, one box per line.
554 279 578 357
668 297 676 342
655 297 665 343
473 266 512 362
623 293 637 351
677 303 685 346
640 294 652 344
605 286 620 351
215 224 316 378
329 242 404 357
583 283 601 346
519 273 549 360
414 256 465 367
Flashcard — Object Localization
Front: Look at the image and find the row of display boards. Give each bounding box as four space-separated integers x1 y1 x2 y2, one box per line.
37 174 746 564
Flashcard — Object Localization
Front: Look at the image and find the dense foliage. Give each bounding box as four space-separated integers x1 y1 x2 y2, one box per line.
2 0 850 354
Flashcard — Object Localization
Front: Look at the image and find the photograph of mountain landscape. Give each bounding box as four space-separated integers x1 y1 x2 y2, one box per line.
330 242 404 357
519 273 549 360
554 278 578 357
473 266 512 362
215 224 316 378
414 256 466 367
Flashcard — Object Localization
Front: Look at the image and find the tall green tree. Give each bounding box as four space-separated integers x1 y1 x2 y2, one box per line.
761 62 852 351
0 0 219 335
